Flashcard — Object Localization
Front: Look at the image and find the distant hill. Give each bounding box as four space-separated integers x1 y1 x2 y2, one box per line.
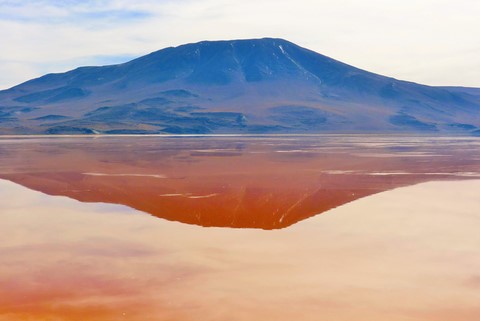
1 38 479 135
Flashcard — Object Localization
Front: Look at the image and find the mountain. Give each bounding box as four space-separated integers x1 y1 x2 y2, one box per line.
1 38 479 135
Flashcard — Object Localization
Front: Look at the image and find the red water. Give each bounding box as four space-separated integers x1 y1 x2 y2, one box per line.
1 136 479 229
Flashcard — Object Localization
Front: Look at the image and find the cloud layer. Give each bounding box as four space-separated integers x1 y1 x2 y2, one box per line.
0 0 479 89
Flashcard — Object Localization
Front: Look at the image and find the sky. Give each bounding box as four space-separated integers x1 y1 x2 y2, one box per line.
0 0 479 90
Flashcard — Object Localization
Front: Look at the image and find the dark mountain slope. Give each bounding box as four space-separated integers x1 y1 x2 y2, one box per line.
0 38 479 134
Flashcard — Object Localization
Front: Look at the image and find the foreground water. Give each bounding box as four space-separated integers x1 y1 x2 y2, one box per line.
0 136 479 320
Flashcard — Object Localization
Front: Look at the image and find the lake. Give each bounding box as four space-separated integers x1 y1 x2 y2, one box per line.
1 135 479 321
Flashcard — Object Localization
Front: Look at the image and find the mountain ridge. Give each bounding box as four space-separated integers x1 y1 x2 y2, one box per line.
1 38 479 135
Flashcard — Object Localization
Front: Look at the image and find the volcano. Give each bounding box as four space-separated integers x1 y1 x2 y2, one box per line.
1 38 479 135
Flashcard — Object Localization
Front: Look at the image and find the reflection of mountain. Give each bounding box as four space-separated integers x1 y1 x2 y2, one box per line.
1 136 480 229
1 38 480 135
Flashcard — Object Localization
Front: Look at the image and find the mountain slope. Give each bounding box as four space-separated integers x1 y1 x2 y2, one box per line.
1 38 479 135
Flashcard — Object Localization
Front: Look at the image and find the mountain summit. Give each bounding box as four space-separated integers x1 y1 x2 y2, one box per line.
1 38 479 135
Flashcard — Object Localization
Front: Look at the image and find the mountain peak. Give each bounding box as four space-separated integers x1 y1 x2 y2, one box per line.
127 37 329 85
175 37 295 48
0 38 479 135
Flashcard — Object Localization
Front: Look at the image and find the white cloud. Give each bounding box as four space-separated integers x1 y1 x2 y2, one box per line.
0 0 479 89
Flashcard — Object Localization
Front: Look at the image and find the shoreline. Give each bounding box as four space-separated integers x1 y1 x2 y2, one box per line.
1 133 479 139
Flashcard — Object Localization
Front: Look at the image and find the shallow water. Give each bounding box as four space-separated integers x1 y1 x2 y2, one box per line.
1 135 480 229
0 136 479 320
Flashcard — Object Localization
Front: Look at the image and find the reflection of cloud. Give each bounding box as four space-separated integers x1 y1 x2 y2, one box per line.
83 172 166 178
1 178 480 320
465 275 480 288
188 193 218 199
0 238 157 258
159 193 218 199
322 170 480 177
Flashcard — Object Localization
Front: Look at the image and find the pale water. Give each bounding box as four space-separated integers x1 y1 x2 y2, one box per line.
0 136 479 321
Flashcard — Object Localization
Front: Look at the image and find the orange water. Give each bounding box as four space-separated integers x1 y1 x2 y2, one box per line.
0 136 479 320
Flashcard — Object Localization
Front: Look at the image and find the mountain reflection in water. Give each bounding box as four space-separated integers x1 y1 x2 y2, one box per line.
0 135 480 229
0 178 479 321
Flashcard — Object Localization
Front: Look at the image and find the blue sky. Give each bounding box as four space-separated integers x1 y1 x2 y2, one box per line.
0 0 479 89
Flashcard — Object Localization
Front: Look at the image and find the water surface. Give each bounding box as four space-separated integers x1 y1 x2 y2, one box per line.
0 136 479 320
1 135 479 229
